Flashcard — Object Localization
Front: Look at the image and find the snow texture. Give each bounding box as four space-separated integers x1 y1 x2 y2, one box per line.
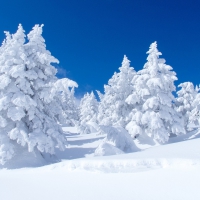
1 127 200 200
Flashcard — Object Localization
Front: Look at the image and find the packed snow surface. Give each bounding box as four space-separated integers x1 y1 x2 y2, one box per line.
1 127 200 200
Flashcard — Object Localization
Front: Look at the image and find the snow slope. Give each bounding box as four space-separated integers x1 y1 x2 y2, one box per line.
1 127 200 200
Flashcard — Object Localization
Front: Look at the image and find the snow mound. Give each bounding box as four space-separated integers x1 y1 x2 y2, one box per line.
94 142 124 156
66 158 200 173
86 121 99 133
96 126 139 155
50 137 200 173
0 145 49 169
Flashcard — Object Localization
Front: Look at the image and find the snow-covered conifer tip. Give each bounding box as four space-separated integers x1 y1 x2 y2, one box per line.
121 55 130 69
147 41 162 57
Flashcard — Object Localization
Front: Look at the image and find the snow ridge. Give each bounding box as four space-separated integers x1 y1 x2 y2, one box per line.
51 158 200 173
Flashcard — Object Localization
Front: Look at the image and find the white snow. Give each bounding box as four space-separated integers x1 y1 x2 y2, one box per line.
0 30 199 199
1 126 200 200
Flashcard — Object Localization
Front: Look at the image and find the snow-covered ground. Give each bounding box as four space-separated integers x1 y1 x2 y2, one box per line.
1 127 200 200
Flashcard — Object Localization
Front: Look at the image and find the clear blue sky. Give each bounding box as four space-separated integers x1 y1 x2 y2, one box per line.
0 0 200 97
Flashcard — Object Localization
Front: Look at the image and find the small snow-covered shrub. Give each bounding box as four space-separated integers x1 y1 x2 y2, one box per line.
95 126 139 156
94 142 124 156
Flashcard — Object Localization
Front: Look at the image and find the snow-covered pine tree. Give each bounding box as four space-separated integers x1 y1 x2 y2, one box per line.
97 55 136 127
52 78 79 126
188 86 200 131
24 24 66 155
0 24 66 165
61 87 79 126
126 42 185 143
0 26 27 164
176 82 199 131
78 91 99 134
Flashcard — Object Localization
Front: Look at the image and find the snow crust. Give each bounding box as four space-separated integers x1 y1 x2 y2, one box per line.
63 137 200 173
1 127 200 200
1 168 200 200
94 142 124 156
1 127 200 172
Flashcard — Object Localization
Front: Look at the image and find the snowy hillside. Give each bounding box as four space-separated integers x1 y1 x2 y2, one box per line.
0 24 200 200
1 126 200 200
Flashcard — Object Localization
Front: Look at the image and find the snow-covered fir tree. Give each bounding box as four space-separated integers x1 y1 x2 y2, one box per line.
61 87 79 126
77 91 99 134
97 55 136 127
188 87 200 131
126 42 185 143
0 24 66 164
52 78 79 126
176 82 199 131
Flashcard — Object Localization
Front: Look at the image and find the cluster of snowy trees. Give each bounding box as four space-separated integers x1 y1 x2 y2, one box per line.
0 25 78 164
0 24 199 164
78 42 200 149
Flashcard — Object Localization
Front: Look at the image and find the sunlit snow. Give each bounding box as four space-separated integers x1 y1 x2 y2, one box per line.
1 127 200 200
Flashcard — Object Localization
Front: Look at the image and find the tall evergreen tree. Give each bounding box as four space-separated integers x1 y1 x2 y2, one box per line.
126 42 185 143
188 87 200 131
98 55 136 127
176 82 199 131
0 24 66 164
0 24 31 164
78 91 98 134
52 78 79 126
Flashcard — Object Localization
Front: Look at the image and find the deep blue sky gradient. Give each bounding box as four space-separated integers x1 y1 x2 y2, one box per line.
0 0 200 97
